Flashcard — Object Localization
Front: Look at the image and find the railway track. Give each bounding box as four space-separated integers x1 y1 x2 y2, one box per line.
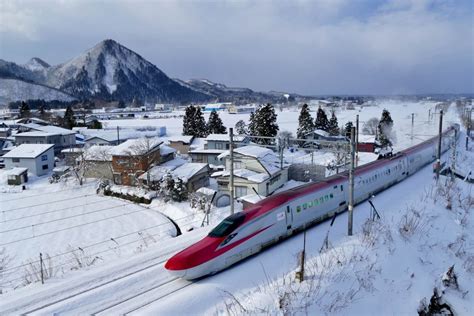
92 278 192 315
16 255 171 315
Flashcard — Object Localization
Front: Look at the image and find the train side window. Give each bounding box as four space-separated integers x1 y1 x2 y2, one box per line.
314 199 319 205
320 197 324 203
324 195 329 201
333 185 337 189
308 201 313 208
330 193 333 199
297 205 301 213
340 185 343 191
303 203 307 210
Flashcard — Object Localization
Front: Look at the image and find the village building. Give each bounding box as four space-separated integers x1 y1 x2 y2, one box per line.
110 138 175 186
167 135 195 154
357 134 377 153
188 134 249 167
15 124 76 154
3 144 54 176
171 162 210 192
212 145 289 207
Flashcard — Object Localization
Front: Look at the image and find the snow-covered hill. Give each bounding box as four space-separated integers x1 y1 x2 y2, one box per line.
0 78 76 104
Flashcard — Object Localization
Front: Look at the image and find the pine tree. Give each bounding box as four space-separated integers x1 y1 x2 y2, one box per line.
296 103 314 139
183 105 208 137
328 111 340 136
314 106 329 132
377 109 394 147
249 104 279 144
235 120 248 135
344 121 354 138
38 103 47 120
160 172 175 202
63 105 76 129
248 111 256 136
172 178 188 202
19 101 31 118
207 110 226 134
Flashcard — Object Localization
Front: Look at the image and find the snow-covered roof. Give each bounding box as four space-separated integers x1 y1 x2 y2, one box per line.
168 135 194 144
196 187 216 196
15 131 57 137
213 168 270 183
206 134 247 142
238 193 265 204
24 123 76 135
112 138 163 156
81 128 165 143
233 145 273 158
358 134 376 143
314 129 330 137
138 158 187 181
189 149 225 155
6 167 28 176
83 146 113 161
3 144 54 159
171 163 208 183
190 137 206 150
160 144 176 156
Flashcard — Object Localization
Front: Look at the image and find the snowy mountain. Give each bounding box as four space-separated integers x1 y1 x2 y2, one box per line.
0 39 209 103
0 39 302 104
175 78 291 103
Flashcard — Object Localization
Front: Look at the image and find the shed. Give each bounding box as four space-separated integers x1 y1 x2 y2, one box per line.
6 167 28 185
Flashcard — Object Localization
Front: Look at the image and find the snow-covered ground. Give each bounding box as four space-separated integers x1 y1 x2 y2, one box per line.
0 100 471 315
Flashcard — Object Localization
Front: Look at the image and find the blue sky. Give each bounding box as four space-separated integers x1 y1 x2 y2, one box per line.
0 0 472 95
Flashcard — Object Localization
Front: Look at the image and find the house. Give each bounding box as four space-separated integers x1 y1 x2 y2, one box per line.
6 167 28 185
111 138 164 186
138 157 187 187
212 145 289 207
189 149 226 167
203 102 231 112
80 145 114 180
3 144 54 176
318 100 336 107
171 163 210 192
357 135 376 153
16 117 50 126
0 138 14 156
205 134 249 150
78 126 167 146
0 127 11 138
15 124 76 153
167 135 195 154
85 136 114 146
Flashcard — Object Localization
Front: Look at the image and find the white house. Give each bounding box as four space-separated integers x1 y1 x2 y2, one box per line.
3 144 55 176
212 145 289 206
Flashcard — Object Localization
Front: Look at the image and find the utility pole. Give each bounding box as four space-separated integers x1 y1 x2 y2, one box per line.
355 114 359 167
116 126 120 144
40 252 44 284
467 109 472 151
451 128 457 181
348 126 355 236
411 113 414 144
229 128 235 215
428 109 431 122
436 110 443 180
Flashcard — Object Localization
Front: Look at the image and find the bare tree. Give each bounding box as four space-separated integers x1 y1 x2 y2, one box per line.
362 117 379 135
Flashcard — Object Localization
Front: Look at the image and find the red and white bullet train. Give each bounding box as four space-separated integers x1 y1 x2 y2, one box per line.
165 124 459 280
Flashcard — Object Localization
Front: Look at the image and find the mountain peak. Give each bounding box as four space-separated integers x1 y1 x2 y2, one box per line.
24 57 50 71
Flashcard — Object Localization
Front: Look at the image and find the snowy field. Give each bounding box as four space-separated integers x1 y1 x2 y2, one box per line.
101 100 459 153
0 100 472 315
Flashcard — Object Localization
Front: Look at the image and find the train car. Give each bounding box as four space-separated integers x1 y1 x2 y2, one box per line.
165 125 459 279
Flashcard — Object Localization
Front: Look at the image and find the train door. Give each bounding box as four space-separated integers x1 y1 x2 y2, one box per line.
285 205 293 233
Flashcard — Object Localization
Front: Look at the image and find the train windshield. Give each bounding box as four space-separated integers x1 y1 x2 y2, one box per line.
208 213 246 237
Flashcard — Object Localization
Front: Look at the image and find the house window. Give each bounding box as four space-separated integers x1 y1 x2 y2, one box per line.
235 186 247 197
226 144 230 149
215 143 224 150
113 173 122 185
12 158 20 163
41 155 48 161
234 161 243 169
42 164 48 170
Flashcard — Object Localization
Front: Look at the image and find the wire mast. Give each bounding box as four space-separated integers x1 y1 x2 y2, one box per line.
229 127 235 215
348 126 356 236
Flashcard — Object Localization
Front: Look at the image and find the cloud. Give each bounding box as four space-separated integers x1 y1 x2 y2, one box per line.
0 0 472 94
